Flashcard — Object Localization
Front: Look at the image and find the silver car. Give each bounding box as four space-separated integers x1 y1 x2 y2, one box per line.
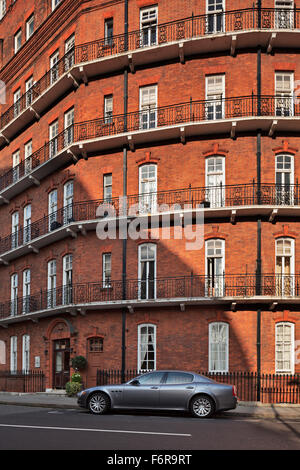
77 370 238 418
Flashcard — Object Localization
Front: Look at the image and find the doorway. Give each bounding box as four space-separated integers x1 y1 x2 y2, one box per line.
53 339 71 389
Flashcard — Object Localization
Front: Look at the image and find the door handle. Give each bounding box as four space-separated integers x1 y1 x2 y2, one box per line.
150 386 159 389
185 386 194 390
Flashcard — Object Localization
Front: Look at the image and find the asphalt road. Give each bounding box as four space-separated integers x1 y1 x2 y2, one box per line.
0 404 299 453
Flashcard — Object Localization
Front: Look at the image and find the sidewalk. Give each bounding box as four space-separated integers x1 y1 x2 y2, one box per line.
0 391 299 420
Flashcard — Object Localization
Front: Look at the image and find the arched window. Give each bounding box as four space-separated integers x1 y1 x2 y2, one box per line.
209 322 229 373
138 324 156 371
275 238 294 295
205 156 225 208
275 154 294 205
138 243 156 300
205 239 225 296
139 164 157 214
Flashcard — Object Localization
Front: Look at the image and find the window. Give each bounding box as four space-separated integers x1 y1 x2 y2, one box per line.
25 76 35 107
137 372 165 385
205 239 225 296
0 1 6 20
64 108 74 146
165 372 194 384
63 254 73 304
11 274 18 316
88 337 103 353
12 150 20 182
63 180 74 224
139 164 157 214
275 1 294 29
206 0 225 34
13 88 21 117
275 154 294 204
140 6 158 47
50 50 60 84
104 95 113 124
10 336 17 373
138 324 156 371
52 0 61 11
103 173 112 202
102 253 111 288
48 189 58 231
23 204 31 244
205 156 225 208
275 72 293 116
26 14 34 40
22 335 30 372
104 18 114 46
24 140 33 175
275 238 294 296
49 120 59 158
209 322 229 372
23 269 31 314
47 260 57 308
140 85 157 129
205 74 225 120
65 34 75 70
14 29 22 54
11 211 19 249
275 322 294 373
138 243 156 300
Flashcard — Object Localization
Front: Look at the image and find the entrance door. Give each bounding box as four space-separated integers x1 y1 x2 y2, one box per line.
53 339 70 389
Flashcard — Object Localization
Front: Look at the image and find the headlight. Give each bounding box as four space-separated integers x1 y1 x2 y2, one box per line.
77 390 87 397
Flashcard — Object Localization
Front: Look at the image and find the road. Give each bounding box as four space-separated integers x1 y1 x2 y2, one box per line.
0 404 299 453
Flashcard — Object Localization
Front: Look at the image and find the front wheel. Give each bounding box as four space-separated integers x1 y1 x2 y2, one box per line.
88 392 110 415
190 395 215 418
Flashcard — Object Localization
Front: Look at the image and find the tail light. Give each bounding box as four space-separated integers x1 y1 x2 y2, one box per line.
232 385 237 398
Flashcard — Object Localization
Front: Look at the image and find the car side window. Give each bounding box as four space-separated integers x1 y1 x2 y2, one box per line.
165 372 194 384
137 372 165 384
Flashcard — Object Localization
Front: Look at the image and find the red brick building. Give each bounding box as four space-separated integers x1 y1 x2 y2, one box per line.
0 0 299 390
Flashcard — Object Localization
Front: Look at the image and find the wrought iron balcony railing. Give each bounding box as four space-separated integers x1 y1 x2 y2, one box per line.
1 274 300 322
0 182 299 259
1 95 299 197
1 7 300 138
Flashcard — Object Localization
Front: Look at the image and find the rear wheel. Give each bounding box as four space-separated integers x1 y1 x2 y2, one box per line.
88 392 110 415
190 395 215 418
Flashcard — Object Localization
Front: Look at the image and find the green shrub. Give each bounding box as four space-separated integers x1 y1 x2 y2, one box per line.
71 355 87 371
65 381 82 397
71 372 82 383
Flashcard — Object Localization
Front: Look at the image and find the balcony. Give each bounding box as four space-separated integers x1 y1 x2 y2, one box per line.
1 7 300 147
0 95 299 205
1 273 300 326
0 182 299 264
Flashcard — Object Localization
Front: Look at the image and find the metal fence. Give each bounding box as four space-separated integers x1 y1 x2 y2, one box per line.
96 369 300 404
0 370 45 393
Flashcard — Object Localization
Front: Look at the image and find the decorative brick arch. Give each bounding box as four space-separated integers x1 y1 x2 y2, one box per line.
273 224 297 239
202 143 229 158
204 225 228 240
136 151 160 166
272 140 298 156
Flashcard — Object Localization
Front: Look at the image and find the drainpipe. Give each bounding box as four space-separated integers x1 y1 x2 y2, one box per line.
121 0 129 384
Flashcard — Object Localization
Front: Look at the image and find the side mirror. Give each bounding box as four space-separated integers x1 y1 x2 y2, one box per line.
130 379 140 386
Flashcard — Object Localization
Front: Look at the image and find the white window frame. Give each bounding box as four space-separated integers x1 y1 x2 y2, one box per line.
23 269 31 314
102 253 112 288
139 164 157 214
275 72 294 117
11 273 18 316
138 243 157 300
209 322 229 372
206 0 225 34
65 34 75 70
47 260 57 308
275 322 295 374
22 335 30 372
24 140 33 175
103 173 112 202
26 14 34 40
50 50 60 84
13 88 21 117
14 29 22 54
63 180 74 224
205 238 225 296
138 323 156 371
10 336 17 373
0 1 6 20
12 149 20 182
25 76 35 107
104 95 113 124
64 108 74 147
11 211 19 249
140 5 158 47
23 204 31 244
275 1 294 29
205 74 225 120
139 85 157 129
49 120 59 158
104 18 114 46
205 156 225 208
275 237 295 296
275 153 294 205
48 189 58 231
52 0 61 11
63 254 73 304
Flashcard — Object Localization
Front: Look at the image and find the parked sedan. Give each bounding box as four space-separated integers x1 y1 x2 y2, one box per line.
77 370 238 418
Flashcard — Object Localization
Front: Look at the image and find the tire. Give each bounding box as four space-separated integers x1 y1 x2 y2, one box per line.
190 395 215 418
88 392 110 415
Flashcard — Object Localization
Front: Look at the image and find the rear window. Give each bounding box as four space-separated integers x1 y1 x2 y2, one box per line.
165 372 194 384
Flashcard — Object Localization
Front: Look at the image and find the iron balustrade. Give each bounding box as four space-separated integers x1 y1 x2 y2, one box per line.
1 182 300 258
1 8 300 135
0 95 299 194
2 274 300 321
